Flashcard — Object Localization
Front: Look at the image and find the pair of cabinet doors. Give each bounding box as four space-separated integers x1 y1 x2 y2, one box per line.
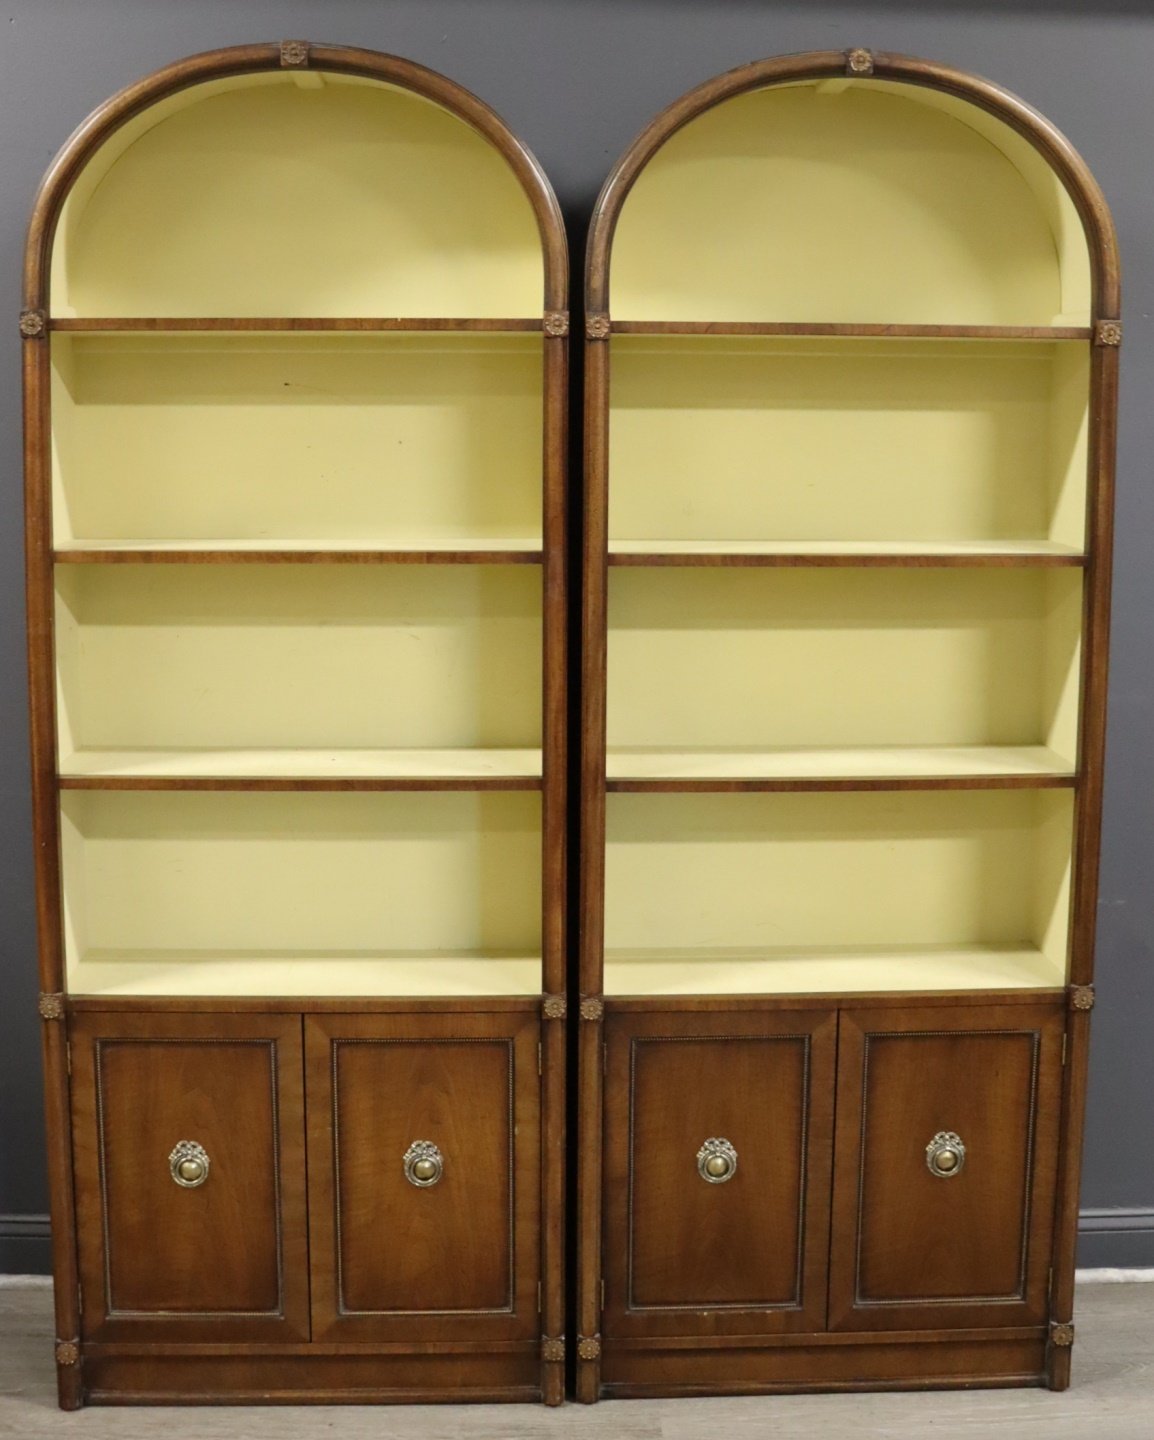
69 1011 540 1350
603 1002 1065 1361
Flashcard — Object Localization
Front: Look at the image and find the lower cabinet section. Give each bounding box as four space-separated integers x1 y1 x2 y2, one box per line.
596 996 1068 1397
67 1004 546 1403
63 994 1069 1402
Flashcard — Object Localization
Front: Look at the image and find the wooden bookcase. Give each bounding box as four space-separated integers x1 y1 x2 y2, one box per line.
26 43 568 1407
578 49 1118 1400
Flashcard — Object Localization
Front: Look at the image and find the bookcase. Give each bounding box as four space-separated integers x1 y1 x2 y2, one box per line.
578 50 1118 1400
26 43 567 1407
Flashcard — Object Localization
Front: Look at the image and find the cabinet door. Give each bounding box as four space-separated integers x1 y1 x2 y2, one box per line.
603 1008 836 1339
306 1011 540 1342
830 1002 1064 1332
70 1012 309 1342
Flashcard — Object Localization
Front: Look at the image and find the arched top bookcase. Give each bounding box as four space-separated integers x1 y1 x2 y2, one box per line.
587 49 1118 326
26 41 567 318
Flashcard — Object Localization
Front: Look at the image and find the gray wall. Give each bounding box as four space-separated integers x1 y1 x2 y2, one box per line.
1 0 1152 1273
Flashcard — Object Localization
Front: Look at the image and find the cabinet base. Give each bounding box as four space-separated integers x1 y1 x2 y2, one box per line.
79 1345 545 1406
596 1331 1050 1398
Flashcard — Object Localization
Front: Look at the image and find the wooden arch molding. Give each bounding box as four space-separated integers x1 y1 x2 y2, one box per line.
585 47 1119 320
24 41 568 313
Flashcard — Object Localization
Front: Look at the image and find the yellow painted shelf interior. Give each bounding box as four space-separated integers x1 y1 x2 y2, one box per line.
48 68 557 999
608 568 1081 758
596 72 1094 996
604 791 1072 994
51 70 544 318
609 337 1087 551
608 540 1085 561
51 333 543 548
606 746 1074 784
60 748 542 783
61 791 542 996
55 565 541 758
609 80 1090 324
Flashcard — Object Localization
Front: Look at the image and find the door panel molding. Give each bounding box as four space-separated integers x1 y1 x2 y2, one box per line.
829 1002 1064 1333
70 1011 309 1344
330 1037 516 1318
602 1006 836 1340
305 1011 540 1344
626 1033 812 1313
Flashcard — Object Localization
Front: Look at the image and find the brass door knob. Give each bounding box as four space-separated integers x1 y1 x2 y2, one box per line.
169 1140 210 1189
696 1137 738 1184
403 1140 444 1188
926 1131 966 1178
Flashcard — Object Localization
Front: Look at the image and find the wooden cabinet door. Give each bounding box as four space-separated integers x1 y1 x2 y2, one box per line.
306 1011 540 1342
70 1012 309 1342
602 1008 836 1339
830 1002 1064 1332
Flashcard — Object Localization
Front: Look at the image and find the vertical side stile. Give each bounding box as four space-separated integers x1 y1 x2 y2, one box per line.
540 328 569 1405
576 328 610 1401
1048 332 1118 1389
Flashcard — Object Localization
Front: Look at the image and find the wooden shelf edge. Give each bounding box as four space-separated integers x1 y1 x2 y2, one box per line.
610 321 1092 340
50 317 543 333
606 551 1086 569
65 994 546 1013
606 775 1077 794
58 775 543 793
54 548 544 566
601 988 1067 1010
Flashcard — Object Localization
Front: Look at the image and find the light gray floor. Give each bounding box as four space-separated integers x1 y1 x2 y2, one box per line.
1 1280 1151 1438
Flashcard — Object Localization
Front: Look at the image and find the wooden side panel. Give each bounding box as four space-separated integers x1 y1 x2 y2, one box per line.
306 1011 540 1343
830 1002 1064 1331
70 1012 309 1343
603 1008 835 1339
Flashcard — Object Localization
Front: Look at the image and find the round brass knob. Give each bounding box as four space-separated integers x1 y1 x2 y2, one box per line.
169 1140 210 1189
696 1137 737 1184
926 1131 966 1178
403 1140 443 1188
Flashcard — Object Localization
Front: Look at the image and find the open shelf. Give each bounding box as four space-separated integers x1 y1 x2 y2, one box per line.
608 568 1081 756
604 945 1066 996
607 539 1084 567
61 790 542 997
55 565 541 756
604 789 1073 995
606 745 1075 790
609 335 1088 552
51 333 543 549
67 952 542 998
59 747 542 789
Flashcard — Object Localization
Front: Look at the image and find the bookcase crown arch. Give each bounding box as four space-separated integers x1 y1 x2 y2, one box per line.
27 42 566 318
588 49 1117 324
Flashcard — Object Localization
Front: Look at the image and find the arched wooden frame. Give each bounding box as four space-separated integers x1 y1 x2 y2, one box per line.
23 43 568 1409
577 49 1119 1401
